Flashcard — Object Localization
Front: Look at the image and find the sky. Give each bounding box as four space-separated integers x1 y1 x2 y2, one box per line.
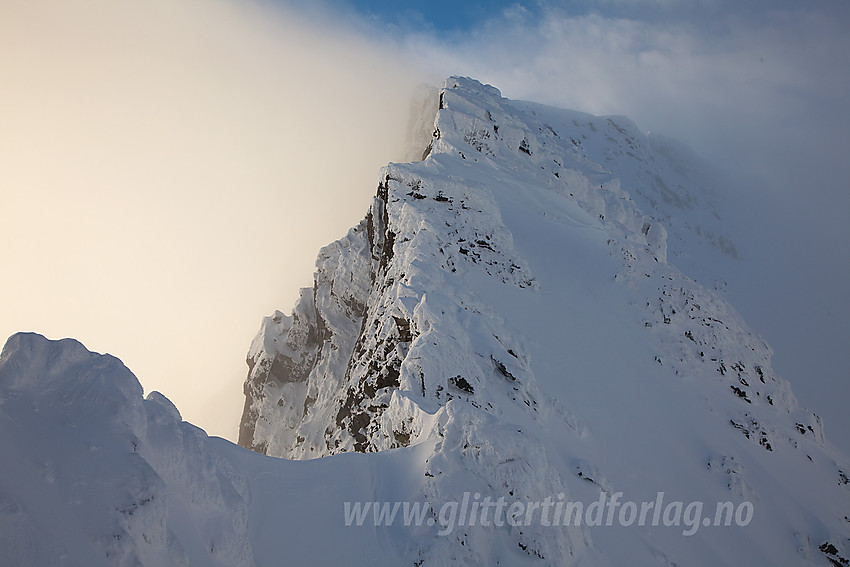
2 0 848 452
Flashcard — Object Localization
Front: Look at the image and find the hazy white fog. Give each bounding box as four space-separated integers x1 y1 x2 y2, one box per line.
1 0 423 439
3 0 847 451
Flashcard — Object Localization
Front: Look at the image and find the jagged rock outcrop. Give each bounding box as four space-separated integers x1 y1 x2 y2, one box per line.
239 77 850 565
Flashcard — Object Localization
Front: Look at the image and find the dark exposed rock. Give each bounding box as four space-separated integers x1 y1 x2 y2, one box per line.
449 375 474 394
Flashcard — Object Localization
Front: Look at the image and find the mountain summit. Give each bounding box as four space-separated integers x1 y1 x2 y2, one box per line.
238 76 849 565
2 77 848 566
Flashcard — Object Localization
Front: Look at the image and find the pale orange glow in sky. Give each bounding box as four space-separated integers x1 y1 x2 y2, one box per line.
0 0 422 439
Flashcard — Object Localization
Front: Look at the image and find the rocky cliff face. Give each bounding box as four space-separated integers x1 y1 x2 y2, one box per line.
238 77 850 565
240 77 665 458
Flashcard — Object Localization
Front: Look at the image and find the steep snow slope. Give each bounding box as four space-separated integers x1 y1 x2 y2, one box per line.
240 77 850 565
506 100 741 288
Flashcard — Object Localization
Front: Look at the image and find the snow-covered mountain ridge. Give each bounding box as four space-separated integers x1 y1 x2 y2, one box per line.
2 77 848 566
0 333 255 566
239 76 850 565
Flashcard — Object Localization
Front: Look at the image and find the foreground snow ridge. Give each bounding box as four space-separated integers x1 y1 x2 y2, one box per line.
1 77 849 566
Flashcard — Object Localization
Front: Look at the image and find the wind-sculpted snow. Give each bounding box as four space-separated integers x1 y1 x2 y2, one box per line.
240 77 850 565
0 332 254 566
